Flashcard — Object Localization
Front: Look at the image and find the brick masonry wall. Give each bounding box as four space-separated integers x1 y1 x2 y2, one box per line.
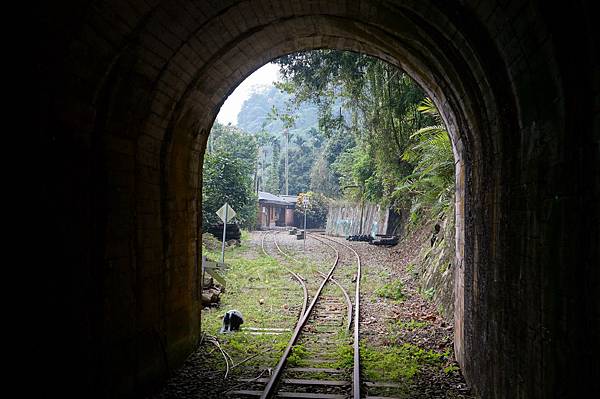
39 1 598 397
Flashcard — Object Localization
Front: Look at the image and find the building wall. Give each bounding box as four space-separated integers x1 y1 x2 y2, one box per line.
285 208 294 226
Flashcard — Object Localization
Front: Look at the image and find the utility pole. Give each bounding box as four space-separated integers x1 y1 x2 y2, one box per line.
303 196 309 251
220 205 228 263
254 146 260 194
284 128 289 195
359 185 365 235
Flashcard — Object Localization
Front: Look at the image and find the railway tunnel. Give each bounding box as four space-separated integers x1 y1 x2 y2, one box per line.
39 1 598 398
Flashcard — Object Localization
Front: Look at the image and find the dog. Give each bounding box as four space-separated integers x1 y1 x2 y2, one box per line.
220 309 244 333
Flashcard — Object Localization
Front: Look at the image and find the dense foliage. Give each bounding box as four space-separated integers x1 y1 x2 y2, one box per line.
273 50 455 222
202 122 258 229
208 50 456 230
294 192 329 229
394 98 455 221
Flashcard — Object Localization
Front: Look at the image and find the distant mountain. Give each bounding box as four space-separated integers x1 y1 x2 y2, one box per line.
237 86 319 139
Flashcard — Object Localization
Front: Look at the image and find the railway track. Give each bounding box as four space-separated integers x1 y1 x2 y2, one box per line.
305 234 407 399
261 231 309 319
227 230 362 399
309 233 362 399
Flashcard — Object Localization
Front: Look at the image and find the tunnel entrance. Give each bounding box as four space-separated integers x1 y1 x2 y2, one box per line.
40 1 597 398
192 51 466 397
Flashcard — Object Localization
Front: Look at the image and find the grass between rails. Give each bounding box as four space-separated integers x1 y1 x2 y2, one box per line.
203 232 455 388
201 234 301 369
201 231 350 373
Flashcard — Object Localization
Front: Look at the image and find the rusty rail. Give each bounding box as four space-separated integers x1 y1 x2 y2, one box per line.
309 234 353 332
259 233 341 399
312 233 362 399
261 231 308 319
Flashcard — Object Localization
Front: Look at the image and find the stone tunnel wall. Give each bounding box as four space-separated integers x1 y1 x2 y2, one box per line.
415 206 457 323
39 1 598 398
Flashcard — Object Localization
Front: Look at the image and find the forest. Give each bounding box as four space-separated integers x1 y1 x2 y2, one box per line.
203 50 454 230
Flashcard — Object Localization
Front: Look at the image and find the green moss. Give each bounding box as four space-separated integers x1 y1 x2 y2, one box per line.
287 344 309 366
360 341 448 382
396 319 429 330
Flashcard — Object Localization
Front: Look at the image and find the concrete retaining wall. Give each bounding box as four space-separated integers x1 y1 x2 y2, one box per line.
326 202 402 237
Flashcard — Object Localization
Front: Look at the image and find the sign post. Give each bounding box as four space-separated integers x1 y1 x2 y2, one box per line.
216 203 236 263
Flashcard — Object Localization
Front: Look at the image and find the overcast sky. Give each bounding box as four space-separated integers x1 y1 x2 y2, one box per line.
216 63 281 126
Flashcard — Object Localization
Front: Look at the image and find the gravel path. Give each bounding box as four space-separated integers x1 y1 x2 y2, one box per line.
322 227 474 398
149 229 475 399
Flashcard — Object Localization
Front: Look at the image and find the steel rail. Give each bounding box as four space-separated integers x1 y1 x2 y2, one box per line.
312 233 362 399
274 233 352 332
261 231 308 319
259 234 341 399
316 270 353 332
271 232 309 318
308 234 353 332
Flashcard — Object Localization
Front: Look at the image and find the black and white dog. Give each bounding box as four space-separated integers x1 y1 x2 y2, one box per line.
220 309 244 333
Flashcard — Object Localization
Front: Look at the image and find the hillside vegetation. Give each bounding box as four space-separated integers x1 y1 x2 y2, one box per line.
204 50 455 239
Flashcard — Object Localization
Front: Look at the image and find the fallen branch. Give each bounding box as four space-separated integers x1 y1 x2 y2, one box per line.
232 349 273 369
222 368 268 394
206 335 232 379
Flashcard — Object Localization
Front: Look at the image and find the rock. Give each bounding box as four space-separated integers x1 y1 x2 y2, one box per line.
201 289 221 305
202 276 213 288
201 293 213 304
202 232 221 250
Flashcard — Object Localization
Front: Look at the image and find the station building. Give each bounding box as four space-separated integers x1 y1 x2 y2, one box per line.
257 191 297 228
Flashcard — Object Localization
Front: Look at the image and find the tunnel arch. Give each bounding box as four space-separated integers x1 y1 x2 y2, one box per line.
40 1 597 398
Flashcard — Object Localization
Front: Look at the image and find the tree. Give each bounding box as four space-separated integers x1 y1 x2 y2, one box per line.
309 153 339 197
274 50 432 205
209 122 258 172
393 98 455 221
202 149 257 229
203 123 259 229
264 139 281 194
295 192 330 228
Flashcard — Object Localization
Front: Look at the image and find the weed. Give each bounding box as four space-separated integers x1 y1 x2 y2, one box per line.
287 344 309 366
378 270 391 279
375 280 405 301
333 344 354 369
439 262 451 273
360 341 447 382
420 287 435 301
397 319 429 330
406 262 419 279
444 364 460 374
